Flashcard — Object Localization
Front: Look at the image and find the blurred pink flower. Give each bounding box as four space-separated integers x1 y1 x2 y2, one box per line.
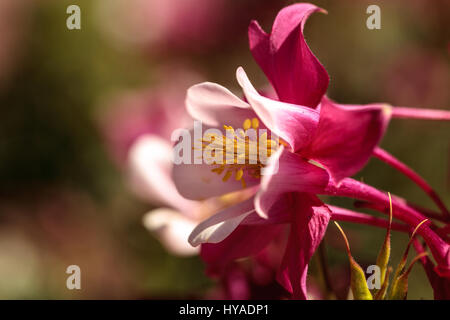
98 66 203 255
130 135 199 256
129 134 252 257
205 245 290 300
0 0 31 90
382 48 450 109
95 0 286 54
95 0 226 52
98 67 199 165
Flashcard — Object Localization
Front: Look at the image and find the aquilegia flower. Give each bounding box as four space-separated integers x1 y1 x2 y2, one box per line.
172 3 391 298
169 2 450 299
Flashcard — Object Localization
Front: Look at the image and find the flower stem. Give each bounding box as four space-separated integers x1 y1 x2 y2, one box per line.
392 107 450 121
373 147 450 219
322 178 450 272
329 205 409 232
354 200 448 224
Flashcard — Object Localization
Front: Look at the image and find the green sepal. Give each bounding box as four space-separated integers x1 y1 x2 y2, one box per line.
374 266 392 300
389 218 428 299
389 252 428 300
373 192 393 296
334 222 373 300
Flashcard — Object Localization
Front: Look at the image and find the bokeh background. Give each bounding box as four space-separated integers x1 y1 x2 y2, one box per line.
0 0 449 299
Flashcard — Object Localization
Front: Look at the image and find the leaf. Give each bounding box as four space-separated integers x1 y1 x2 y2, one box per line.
334 222 373 300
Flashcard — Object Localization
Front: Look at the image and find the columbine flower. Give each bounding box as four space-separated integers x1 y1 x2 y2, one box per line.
172 62 389 298
172 2 450 299
171 2 390 299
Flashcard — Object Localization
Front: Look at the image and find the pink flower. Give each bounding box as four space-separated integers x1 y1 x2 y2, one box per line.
205 243 289 299
172 2 450 299
127 114 283 299
98 67 200 165
129 135 199 256
127 117 253 256
95 0 227 52
173 59 389 298
100 67 206 256
128 120 253 257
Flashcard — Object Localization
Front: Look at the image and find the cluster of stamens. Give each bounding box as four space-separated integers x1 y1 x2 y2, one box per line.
198 118 281 189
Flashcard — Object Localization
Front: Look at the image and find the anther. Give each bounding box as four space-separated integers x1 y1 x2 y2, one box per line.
243 119 251 131
235 169 244 181
241 178 246 188
211 165 225 174
251 118 259 129
222 170 233 182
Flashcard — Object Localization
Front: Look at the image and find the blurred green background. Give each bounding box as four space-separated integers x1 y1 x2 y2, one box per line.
0 0 448 299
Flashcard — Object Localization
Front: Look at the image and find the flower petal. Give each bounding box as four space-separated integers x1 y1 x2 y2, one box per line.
304 97 391 184
255 147 329 218
200 223 283 275
276 194 331 299
236 67 319 152
186 82 257 128
143 208 199 256
248 3 329 108
188 197 256 246
128 135 197 213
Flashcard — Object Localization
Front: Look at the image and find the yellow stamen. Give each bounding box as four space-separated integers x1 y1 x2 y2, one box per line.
243 118 251 131
235 168 244 181
211 165 225 175
222 170 233 182
199 118 283 189
279 138 289 147
241 177 246 189
251 118 259 129
223 125 235 135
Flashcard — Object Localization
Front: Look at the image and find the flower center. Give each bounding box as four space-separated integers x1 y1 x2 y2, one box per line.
199 117 282 189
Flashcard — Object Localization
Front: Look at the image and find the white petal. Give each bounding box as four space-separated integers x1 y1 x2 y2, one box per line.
188 197 255 246
186 82 255 128
128 135 197 214
143 208 199 256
